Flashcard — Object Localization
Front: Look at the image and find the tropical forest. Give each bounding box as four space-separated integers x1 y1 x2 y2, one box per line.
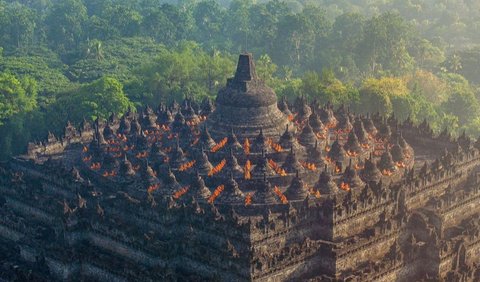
2 0 480 160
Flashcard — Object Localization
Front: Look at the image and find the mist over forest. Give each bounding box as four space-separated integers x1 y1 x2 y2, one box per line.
2 0 480 160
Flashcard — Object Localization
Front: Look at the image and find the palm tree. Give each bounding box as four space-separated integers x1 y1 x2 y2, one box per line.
447 53 462 74
86 39 104 61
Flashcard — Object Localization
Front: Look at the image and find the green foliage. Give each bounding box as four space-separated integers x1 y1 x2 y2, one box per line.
357 77 410 116
45 0 88 52
2 0 480 161
138 42 235 104
443 53 463 74
391 94 416 122
300 70 357 106
256 54 277 86
359 12 415 75
0 112 34 160
357 83 393 116
272 8 329 70
52 76 133 123
0 72 37 125
441 86 480 125
0 0 455 79
455 47 480 85
102 4 143 37
142 7 178 45
410 39 445 69
356 76 448 131
0 72 38 160
225 0 254 51
0 2 36 51
86 15 119 41
67 37 167 83
414 95 441 128
438 113 459 135
275 78 302 101
0 54 71 103
463 117 480 137
192 1 226 45
404 70 449 106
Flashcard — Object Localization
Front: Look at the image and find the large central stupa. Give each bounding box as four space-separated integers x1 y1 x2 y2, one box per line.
207 53 289 138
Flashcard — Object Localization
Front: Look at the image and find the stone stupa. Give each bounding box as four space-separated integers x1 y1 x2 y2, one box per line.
207 53 290 139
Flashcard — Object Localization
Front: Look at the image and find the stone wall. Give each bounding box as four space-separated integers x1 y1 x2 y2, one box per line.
336 230 399 272
333 201 392 239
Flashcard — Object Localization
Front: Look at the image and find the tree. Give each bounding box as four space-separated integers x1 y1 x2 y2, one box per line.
192 1 226 45
455 47 480 84
142 8 177 45
437 113 459 135
225 0 253 52
67 37 167 84
198 48 235 95
300 70 355 105
464 116 480 137
0 3 36 51
410 38 445 69
45 0 88 52
440 73 470 91
404 70 449 105
0 107 45 161
318 13 366 79
139 42 234 104
0 73 37 125
411 94 441 129
273 13 315 69
357 77 409 116
160 3 194 41
0 72 38 160
102 4 143 37
445 53 462 74
275 78 302 101
141 45 201 103
390 94 416 122
248 1 288 55
359 12 414 75
53 77 132 123
0 54 71 102
331 13 365 54
256 54 277 86
86 15 119 41
85 39 104 61
83 0 111 16
441 86 480 125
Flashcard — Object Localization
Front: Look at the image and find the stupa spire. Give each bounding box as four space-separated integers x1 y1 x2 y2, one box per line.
234 53 256 82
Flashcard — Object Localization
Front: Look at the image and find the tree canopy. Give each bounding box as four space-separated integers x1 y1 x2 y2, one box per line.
1 0 480 159
0 73 36 125
53 76 133 123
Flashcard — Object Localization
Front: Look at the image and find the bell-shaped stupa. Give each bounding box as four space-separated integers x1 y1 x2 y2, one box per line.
207 53 289 139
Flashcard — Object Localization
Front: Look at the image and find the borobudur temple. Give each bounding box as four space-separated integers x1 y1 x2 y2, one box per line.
0 54 479 281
